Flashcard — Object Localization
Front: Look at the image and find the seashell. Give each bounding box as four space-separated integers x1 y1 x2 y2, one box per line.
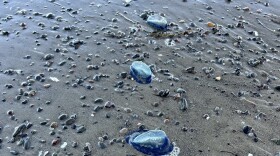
126 130 174 155
207 22 215 27
147 14 168 31
130 61 152 84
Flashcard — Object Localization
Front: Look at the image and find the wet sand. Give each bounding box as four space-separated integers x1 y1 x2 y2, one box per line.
0 0 280 155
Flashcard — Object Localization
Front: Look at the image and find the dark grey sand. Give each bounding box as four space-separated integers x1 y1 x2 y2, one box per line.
1 0 280 155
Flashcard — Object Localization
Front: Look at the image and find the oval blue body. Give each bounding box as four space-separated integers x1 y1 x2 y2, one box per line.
126 130 174 155
130 61 152 84
147 14 168 31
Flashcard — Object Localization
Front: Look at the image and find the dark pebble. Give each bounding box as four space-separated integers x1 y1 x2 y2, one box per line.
40 121 48 125
7 110 14 116
80 95 86 99
105 113 111 118
119 72 127 78
10 115 15 120
152 102 159 107
275 86 280 91
34 75 41 81
82 152 91 156
62 126 68 130
146 110 153 116
23 55 31 59
104 101 115 108
243 125 252 134
157 89 169 97
83 143 91 152
179 98 189 111
26 123 33 129
93 74 100 81
5 84 13 89
97 141 106 149
23 137 31 150
65 118 75 125
94 98 103 103
157 112 164 117
30 130 36 134
181 127 188 132
72 83 78 87
102 135 108 140
138 124 146 130
77 126 86 133
58 60 67 66
58 114 68 120
37 107 43 112
85 85 93 90
21 99 28 104
175 121 180 125
72 141 78 148
70 114 77 119
93 105 103 112
253 137 259 142
44 54 54 60
71 124 77 129
10 150 19 155
12 123 26 137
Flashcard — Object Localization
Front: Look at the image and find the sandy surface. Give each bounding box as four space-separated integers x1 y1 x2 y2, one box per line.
0 0 280 155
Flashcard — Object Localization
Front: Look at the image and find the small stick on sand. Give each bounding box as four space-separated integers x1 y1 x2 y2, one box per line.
68 12 81 22
31 50 44 55
67 12 74 18
256 18 276 33
117 12 153 33
117 12 137 24
240 97 257 107
220 150 237 156
255 146 272 155
53 2 62 7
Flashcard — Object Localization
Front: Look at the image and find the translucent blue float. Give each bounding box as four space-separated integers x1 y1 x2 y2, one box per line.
147 14 168 31
130 61 152 84
126 130 174 155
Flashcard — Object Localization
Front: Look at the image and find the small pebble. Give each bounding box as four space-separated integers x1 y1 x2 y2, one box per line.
65 118 75 125
50 122 58 128
58 114 68 120
51 138 61 146
72 141 78 148
123 107 132 113
146 110 154 116
76 126 86 133
97 141 106 149
119 128 128 134
94 98 103 103
37 107 43 112
207 22 215 27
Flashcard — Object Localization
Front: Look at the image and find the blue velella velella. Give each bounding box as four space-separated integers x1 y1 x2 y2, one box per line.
130 61 152 84
126 130 174 155
147 14 168 31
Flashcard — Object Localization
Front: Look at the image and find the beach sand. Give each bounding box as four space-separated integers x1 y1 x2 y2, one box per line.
0 0 280 155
